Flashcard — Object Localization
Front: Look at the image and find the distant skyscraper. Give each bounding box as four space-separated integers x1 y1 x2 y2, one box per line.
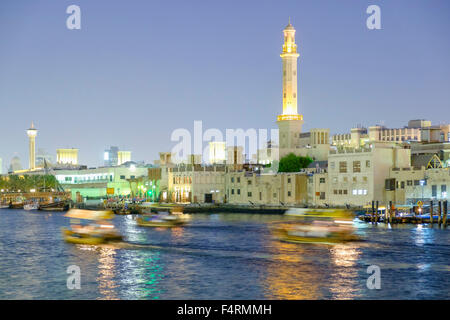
9 156 22 172
26 122 38 170
104 146 119 166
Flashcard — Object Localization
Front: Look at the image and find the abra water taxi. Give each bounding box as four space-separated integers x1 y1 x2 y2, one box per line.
62 209 123 245
136 211 187 228
275 208 360 244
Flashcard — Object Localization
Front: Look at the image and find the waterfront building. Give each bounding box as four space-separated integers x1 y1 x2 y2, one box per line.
327 142 411 207
420 124 450 143
118 151 131 165
55 162 148 200
209 141 226 165
129 167 161 201
256 141 278 165
332 120 436 147
226 146 245 169
56 148 78 165
385 153 449 205
225 170 308 206
26 122 37 170
168 164 226 203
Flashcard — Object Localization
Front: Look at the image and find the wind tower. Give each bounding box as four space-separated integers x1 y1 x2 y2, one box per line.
26 122 38 170
277 20 303 154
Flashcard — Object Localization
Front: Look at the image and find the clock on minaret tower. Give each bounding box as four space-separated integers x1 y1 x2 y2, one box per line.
277 20 303 156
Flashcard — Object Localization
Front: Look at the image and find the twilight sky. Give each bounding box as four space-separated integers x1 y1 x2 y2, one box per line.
0 0 449 170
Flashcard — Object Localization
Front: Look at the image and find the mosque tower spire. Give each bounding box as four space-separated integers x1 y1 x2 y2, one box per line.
277 20 304 153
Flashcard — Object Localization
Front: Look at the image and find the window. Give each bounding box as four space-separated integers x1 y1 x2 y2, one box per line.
248 192 252 197
330 162 335 169
231 177 234 183
414 180 420 186
353 161 361 173
333 177 338 184
237 189 240 195
130 175 135 179
442 185 447 194
339 161 347 173
432 185 437 197
237 177 240 183
343 177 348 183
407 180 412 186
334 190 337 195
120 175 125 180
273 193 277 198
288 178 291 183
259 192 262 200
366 160 371 168
231 189 234 195
339 190 343 195
248 180 252 185
320 192 325 200
401 181 405 189
363 176 368 183
353 177 357 183
352 189 357 195
319 178 325 183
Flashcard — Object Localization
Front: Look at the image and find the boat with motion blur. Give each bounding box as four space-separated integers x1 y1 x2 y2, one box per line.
62 209 123 245
274 208 360 244
136 206 188 227
24 202 40 211
39 200 69 212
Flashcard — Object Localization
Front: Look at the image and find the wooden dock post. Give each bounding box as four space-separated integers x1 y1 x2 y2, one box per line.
438 201 442 226
371 200 375 223
375 201 379 223
388 201 393 224
443 200 448 228
430 200 433 226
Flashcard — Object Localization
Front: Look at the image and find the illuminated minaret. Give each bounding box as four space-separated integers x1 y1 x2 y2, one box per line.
26 122 38 170
277 20 303 152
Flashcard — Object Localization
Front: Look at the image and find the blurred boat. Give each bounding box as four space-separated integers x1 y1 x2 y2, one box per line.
275 208 360 244
136 209 188 227
62 209 123 245
9 202 24 209
39 201 69 212
24 203 39 211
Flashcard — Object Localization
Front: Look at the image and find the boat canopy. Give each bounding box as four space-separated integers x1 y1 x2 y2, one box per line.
285 208 354 218
64 209 115 220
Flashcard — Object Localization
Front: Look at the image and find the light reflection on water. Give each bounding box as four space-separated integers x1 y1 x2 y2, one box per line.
0 210 449 299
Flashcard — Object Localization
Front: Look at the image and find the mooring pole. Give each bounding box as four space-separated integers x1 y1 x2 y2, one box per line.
438 201 442 227
371 200 375 223
430 200 433 226
443 200 448 228
376 200 379 223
